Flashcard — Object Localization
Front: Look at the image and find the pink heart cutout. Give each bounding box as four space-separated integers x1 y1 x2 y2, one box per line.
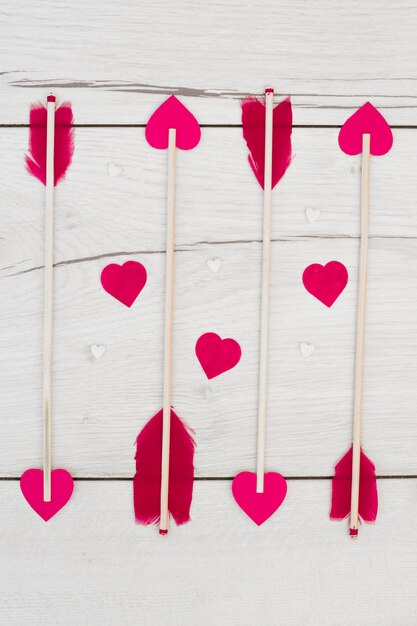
101 260 147 307
232 472 287 525
20 469 74 521
303 261 348 307
338 102 393 156
195 332 241 379
145 96 201 150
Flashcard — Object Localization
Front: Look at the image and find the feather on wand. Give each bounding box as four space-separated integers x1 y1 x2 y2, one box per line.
232 89 292 525
331 103 393 537
133 96 200 535
20 95 74 519
134 409 195 526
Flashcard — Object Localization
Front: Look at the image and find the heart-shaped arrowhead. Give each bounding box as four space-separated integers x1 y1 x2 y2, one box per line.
20 469 74 521
145 96 201 150
338 102 393 156
303 261 348 307
232 472 287 525
101 260 147 308
195 332 241 379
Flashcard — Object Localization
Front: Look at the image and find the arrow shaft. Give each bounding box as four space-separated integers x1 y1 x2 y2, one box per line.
43 96 55 503
256 89 274 493
160 128 176 535
350 133 371 536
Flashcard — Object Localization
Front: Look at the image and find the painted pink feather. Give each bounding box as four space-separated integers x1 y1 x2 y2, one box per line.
25 102 74 186
133 409 195 526
330 446 378 522
242 95 292 189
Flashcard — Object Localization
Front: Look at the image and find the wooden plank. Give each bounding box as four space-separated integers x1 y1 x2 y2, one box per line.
1 238 416 477
1 126 417 275
0 0 416 124
1 479 417 625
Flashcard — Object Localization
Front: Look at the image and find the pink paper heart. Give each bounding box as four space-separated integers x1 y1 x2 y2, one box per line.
303 261 348 307
232 472 287 525
338 102 393 156
195 332 241 379
145 96 201 150
20 469 74 521
101 260 147 308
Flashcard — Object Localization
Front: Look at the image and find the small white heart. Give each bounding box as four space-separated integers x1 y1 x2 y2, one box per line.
305 208 320 223
107 163 123 178
206 258 222 273
91 345 106 360
299 342 315 358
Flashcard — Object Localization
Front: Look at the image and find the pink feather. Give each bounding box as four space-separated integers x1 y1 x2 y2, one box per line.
25 102 74 186
242 95 292 189
330 446 378 522
133 408 195 526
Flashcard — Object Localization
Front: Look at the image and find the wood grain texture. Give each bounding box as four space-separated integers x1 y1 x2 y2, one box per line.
1 126 417 276
0 0 416 124
1 1 417 623
1 479 417 626
1 238 417 477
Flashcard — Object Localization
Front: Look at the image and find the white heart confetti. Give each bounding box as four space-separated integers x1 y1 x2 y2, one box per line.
299 343 315 358
91 345 106 360
107 163 123 178
305 208 320 223
206 258 222 274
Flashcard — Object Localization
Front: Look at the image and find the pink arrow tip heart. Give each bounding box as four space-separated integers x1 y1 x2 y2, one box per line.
145 95 201 150
338 102 393 156
303 260 348 308
20 469 74 521
195 332 241 379
232 471 287 525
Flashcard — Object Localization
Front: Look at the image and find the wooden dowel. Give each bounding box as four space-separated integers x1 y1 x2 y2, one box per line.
159 128 176 535
43 94 56 502
350 133 371 538
256 89 274 494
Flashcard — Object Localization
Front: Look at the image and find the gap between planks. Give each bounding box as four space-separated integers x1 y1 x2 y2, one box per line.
1 476 417 481
1 124 417 129
5 234 417 279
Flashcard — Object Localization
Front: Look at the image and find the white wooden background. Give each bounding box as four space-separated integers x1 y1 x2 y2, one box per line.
1 1 417 624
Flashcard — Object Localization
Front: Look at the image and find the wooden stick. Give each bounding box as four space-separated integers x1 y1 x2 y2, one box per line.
256 89 274 493
159 128 176 535
43 94 56 502
350 133 371 538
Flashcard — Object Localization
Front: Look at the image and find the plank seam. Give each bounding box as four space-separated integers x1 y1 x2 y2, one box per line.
1 124 417 129
0 476 416 481
4 235 417 278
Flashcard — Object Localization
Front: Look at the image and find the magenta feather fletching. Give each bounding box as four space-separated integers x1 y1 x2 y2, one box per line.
25 102 74 186
242 96 292 189
133 409 195 527
330 446 378 522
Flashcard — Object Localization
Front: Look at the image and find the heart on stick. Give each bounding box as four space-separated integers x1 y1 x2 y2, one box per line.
101 260 147 308
145 95 201 150
232 472 287 525
20 469 74 521
195 332 241 379
303 261 348 307
338 102 393 156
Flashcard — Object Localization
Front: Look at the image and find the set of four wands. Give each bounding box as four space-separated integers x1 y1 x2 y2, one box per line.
18 90 393 539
